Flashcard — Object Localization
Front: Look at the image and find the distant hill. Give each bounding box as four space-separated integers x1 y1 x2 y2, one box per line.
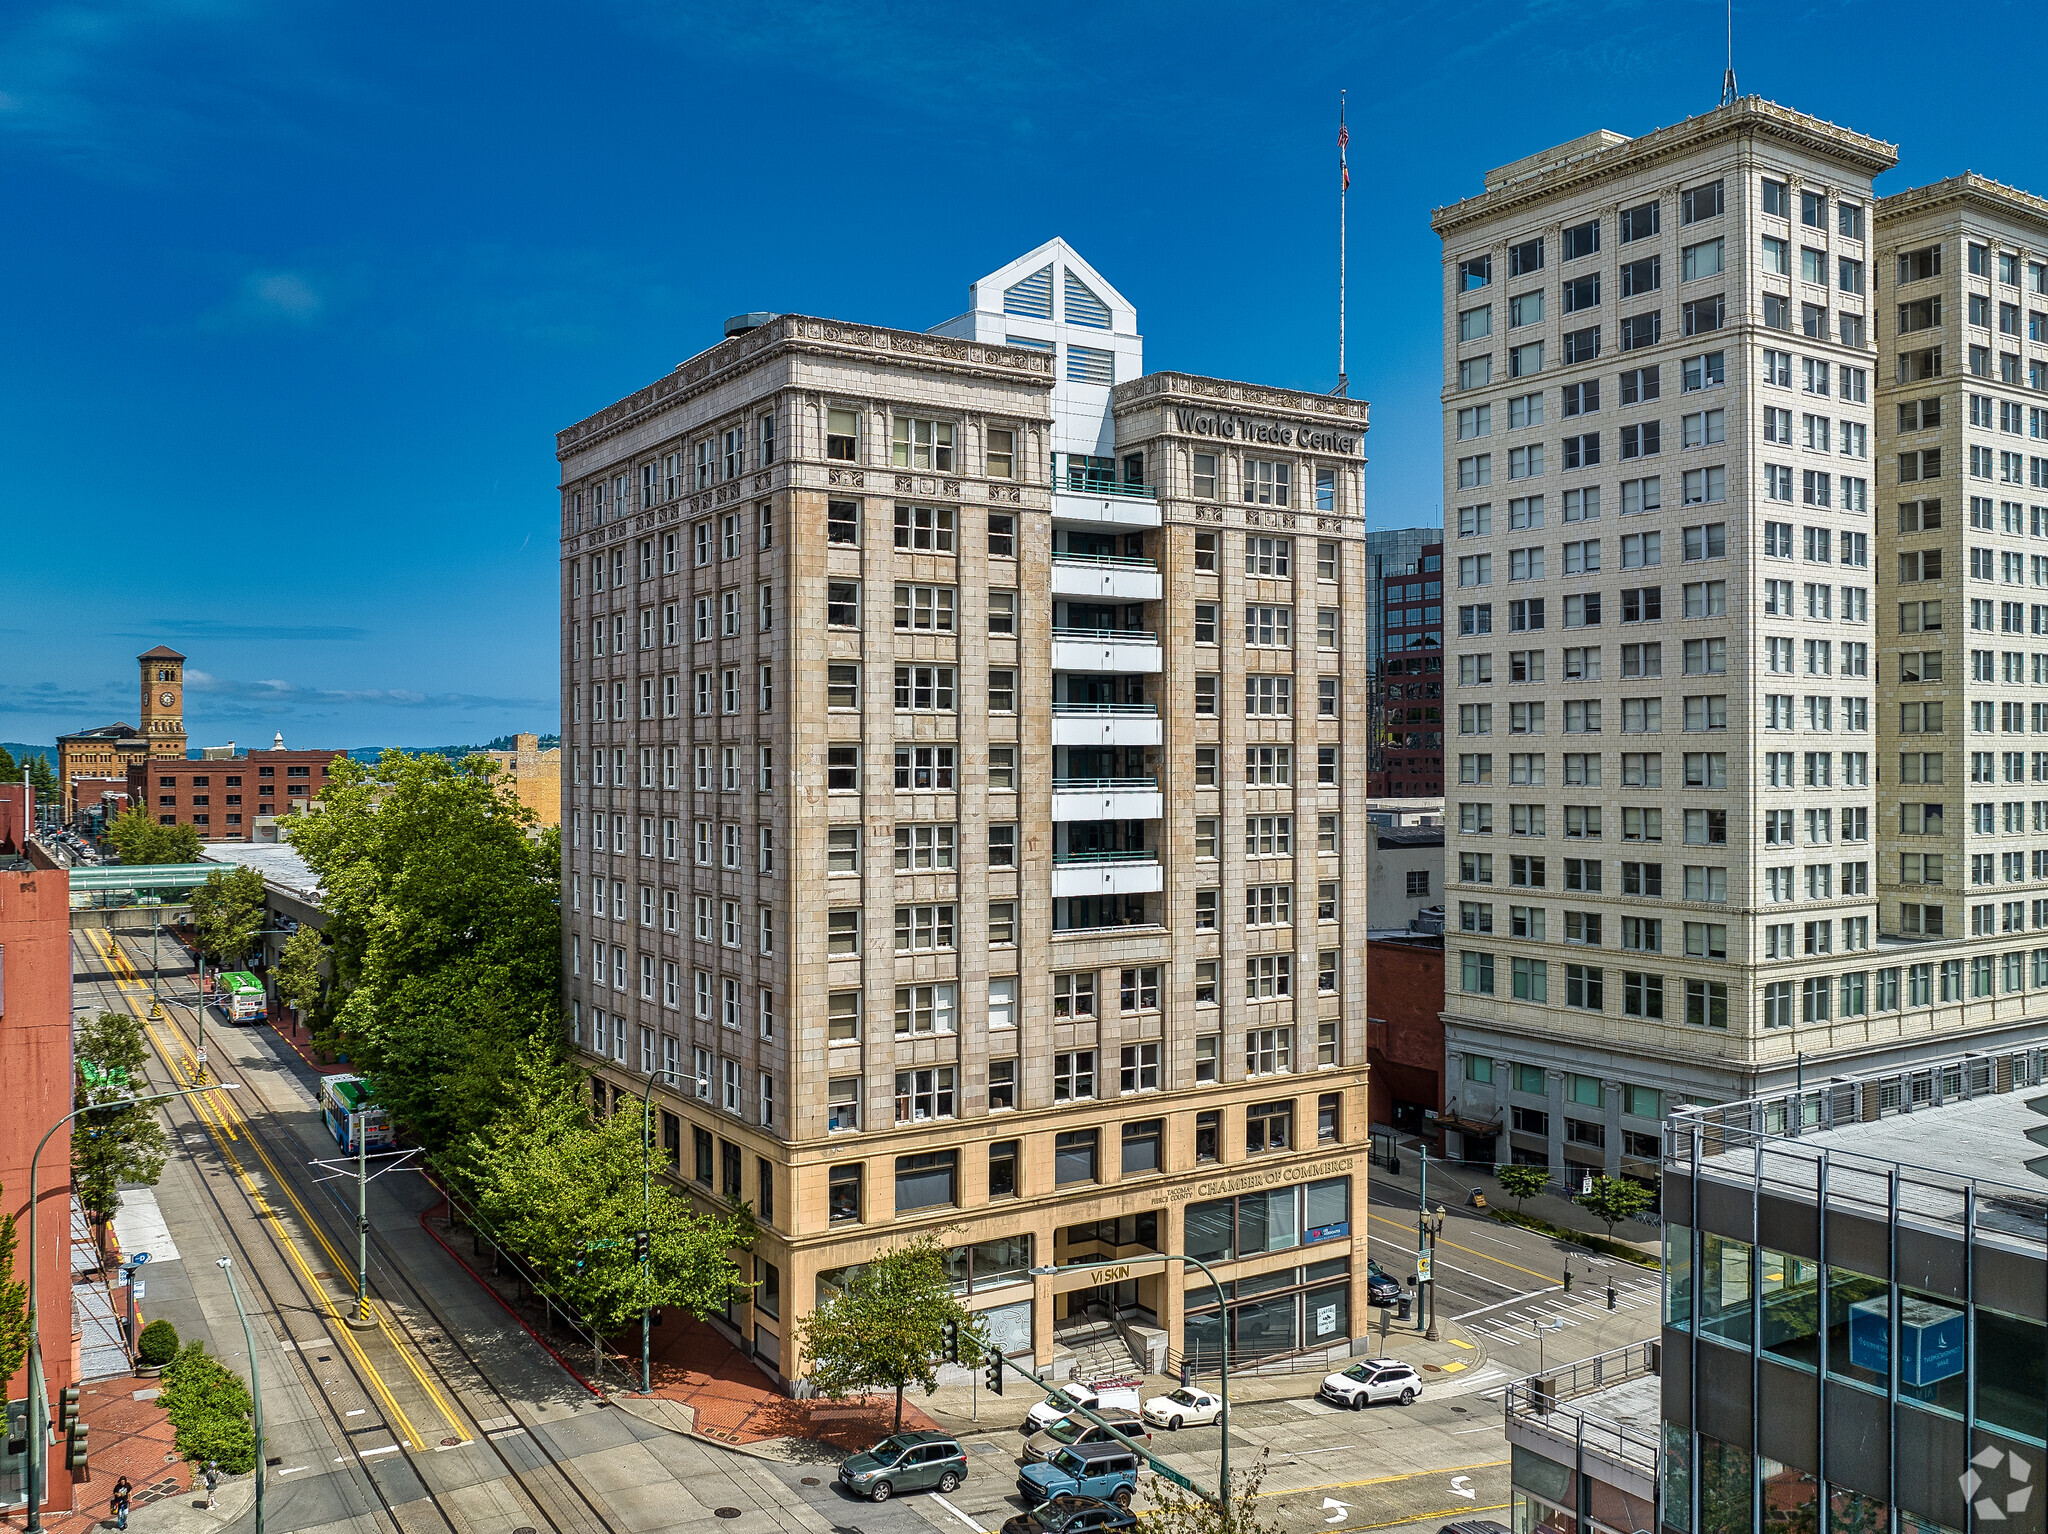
346 734 560 763
1 743 56 767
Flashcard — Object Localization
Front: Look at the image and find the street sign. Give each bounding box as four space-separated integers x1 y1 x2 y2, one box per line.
132 1252 151 1265
1416 1252 1433 1283
131 1282 144 1300
1153 1462 1195 1491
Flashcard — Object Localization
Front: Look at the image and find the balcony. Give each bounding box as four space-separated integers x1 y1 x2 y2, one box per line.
1051 627 1163 675
1051 848 1164 900
1051 553 1162 604
1052 776 1163 822
1052 461 1161 532
1051 704 1162 748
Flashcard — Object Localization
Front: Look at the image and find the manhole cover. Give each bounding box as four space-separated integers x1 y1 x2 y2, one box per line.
1451 1405 1468 1413
265 1457 283 1467
513 1527 537 1534
716 1510 743 1520
801 1477 820 1486
317 1356 332 1363
1423 1364 1443 1373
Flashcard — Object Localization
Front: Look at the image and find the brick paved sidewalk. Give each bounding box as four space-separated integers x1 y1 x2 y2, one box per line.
634 1312 936 1453
0 1373 193 1531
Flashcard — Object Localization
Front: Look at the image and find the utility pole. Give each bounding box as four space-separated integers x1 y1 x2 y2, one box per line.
216 1258 265 1534
353 1109 371 1328
1415 1147 1430 1334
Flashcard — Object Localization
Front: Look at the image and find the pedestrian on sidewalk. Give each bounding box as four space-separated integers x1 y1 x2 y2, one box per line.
112 1476 134 1530
203 1459 220 1509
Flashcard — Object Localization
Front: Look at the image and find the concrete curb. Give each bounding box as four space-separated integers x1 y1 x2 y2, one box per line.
605 1393 843 1467
121 1473 253 1534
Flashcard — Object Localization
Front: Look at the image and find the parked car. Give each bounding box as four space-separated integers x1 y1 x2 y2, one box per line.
1000 1495 1140 1534
1022 1408 1151 1464
837 1430 968 1502
1436 1523 1512 1534
1023 1380 1140 1433
1139 1387 1224 1430
1364 1258 1403 1307
1016 1442 1143 1508
1320 1358 1423 1408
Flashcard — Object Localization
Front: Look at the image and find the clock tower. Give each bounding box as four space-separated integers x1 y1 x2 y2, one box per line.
138 645 189 762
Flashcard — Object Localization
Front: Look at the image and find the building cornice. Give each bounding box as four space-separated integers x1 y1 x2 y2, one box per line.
1430 95 1899 242
556 315 1055 464
1111 370 1370 431
1877 171 2048 241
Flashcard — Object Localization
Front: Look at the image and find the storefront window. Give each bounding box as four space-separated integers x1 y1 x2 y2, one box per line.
1304 1284 1349 1348
1698 1232 1752 1347
1825 1264 1890 1392
1304 1177 1350 1242
1233 1294 1298 1359
1186 1198 1234 1263
1759 1248 1821 1370
1664 1222 1692 1330
1827 1483 1889 1532
979 1298 1034 1358
1238 1187 1300 1253
1977 1305 2048 1445
944 1235 1035 1295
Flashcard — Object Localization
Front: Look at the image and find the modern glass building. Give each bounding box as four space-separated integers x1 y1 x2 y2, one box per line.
1661 1047 2048 1534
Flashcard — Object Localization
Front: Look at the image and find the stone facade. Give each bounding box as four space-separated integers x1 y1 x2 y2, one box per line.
558 263 1376 1384
1432 99 1911 1171
483 732 561 828
1873 174 2048 1027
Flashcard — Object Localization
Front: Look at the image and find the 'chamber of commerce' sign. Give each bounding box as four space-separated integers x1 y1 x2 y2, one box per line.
1173 408 1361 456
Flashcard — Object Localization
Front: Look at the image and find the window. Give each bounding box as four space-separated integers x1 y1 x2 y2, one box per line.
1245 1101 1293 1154
1053 1053 1097 1103
893 504 955 551
1243 460 1292 506
894 984 956 1036
894 584 956 631
828 1164 862 1222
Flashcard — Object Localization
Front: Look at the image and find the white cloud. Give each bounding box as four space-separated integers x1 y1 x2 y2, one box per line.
184 670 545 712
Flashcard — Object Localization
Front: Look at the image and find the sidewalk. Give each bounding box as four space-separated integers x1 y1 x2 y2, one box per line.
0 1371 213 1533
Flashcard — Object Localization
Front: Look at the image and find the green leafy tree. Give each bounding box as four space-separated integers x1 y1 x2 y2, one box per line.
1495 1162 1550 1217
1575 1174 1654 1240
0 1183 32 1392
791 1233 988 1432
105 808 202 865
462 1043 752 1342
1146 1449 1284 1534
274 923 329 1027
158 1341 256 1473
284 750 560 1150
73 1012 170 1253
0 744 17 781
189 866 267 972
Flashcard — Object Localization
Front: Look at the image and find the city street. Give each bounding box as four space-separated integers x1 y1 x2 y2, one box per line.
900 1153 1663 1534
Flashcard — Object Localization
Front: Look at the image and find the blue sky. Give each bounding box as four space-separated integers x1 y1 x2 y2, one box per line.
4 0 2043 747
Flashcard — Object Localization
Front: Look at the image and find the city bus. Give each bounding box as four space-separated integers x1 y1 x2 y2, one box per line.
217 971 266 1024
320 1075 394 1152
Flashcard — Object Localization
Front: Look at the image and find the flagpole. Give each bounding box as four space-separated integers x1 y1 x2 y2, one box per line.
1337 91 1348 397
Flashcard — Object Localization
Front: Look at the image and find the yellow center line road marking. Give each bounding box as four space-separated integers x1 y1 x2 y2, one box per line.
1366 1210 1555 1283
88 932 469 1448
1259 1459 1509 1498
1332 1503 1512 1532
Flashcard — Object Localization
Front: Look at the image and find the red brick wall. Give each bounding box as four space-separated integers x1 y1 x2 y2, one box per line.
0 840 76 1509
1366 938 1443 1131
128 749 344 841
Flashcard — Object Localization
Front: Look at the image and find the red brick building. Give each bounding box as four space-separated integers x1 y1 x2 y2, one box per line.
1372 542 1443 796
1366 934 1445 1139
127 745 345 842
0 782 78 1514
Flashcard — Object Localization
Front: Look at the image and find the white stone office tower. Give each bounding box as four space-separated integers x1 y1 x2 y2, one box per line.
1874 176 2048 1024
557 240 1374 1385
1431 100 1903 1184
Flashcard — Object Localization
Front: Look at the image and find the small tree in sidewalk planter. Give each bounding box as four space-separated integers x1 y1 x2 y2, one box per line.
791 1233 988 1433
137 1319 180 1369
1495 1162 1550 1217
158 1341 256 1473
1576 1174 1655 1241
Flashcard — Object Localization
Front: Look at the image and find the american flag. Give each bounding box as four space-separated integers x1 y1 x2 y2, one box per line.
1338 119 1349 191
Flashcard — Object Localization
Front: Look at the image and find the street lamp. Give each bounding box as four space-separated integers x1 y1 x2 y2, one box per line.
22 1083 238 1532
215 1258 265 1534
1030 1253 1234 1507
1532 1316 1565 1377
634 1069 686 1395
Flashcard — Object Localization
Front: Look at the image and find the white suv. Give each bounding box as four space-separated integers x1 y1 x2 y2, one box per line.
1319 1359 1422 1409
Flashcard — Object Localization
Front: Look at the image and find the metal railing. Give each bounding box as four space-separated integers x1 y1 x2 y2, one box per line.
1051 702 1158 715
1052 848 1159 865
1054 458 1156 499
1051 552 1159 570
1051 626 1160 644
1503 1342 1661 1477
1051 776 1159 791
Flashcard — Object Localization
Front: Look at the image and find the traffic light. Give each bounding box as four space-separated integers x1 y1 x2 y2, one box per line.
58 1386 79 1434
634 1230 651 1264
984 1347 1003 1396
941 1321 959 1365
64 1422 88 1472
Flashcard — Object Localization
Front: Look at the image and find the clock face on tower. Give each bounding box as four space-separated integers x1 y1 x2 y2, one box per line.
160 692 175 707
